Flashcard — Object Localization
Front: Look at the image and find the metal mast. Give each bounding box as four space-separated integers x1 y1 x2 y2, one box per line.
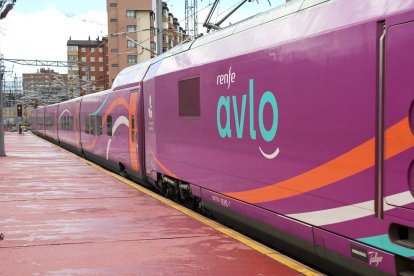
185 0 198 38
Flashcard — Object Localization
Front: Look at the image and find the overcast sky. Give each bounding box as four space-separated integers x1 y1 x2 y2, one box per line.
0 0 285 80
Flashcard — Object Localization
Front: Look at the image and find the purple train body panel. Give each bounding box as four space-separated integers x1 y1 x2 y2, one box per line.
57 97 82 154
33 0 414 274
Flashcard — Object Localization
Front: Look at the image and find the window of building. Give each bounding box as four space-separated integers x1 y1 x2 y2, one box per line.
127 40 135 48
150 27 156 35
107 115 112 136
82 67 86 72
109 2 117 7
126 10 136 18
111 48 118 53
179 77 200 117
112 64 119 67
91 48 95 53
150 42 156 50
99 57 103 62
82 76 87 81
90 57 95 62
90 76 96 81
92 85 96 91
81 47 86 52
81 57 86 62
150 11 155 20
110 18 118 23
127 25 136 32
90 67 95 71
68 55 78 61
68 45 78 51
128 55 137 64
99 47 103 53
99 67 104 72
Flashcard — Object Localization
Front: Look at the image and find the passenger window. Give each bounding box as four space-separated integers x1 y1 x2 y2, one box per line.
179 77 200 117
70 116 74 131
131 115 135 142
97 115 103 136
107 115 112 137
85 115 89 134
90 115 96 135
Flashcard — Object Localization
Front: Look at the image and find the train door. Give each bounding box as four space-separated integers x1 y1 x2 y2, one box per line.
129 88 143 177
383 20 414 210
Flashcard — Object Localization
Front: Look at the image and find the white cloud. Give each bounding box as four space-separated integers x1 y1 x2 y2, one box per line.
0 8 107 77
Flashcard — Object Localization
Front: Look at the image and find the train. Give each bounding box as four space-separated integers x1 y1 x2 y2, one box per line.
30 0 414 274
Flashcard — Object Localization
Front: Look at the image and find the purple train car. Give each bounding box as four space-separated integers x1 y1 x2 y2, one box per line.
34 0 414 274
57 97 82 154
44 103 59 143
34 106 45 138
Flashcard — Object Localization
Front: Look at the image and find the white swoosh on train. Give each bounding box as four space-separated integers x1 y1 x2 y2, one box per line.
58 109 72 123
259 146 280 159
106 116 129 160
287 191 414 226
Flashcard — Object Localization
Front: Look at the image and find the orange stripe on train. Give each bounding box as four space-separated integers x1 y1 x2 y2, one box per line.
225 117 414 204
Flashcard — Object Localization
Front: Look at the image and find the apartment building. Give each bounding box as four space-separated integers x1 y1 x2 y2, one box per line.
107 0 186 87
67 37 109 97
22 68 69 105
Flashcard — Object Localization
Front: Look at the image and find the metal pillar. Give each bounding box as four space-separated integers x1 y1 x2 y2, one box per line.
156 0 163 55
185 0 198 38
0 58 5 157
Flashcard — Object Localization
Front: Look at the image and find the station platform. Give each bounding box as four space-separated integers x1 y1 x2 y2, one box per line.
0 132 322 275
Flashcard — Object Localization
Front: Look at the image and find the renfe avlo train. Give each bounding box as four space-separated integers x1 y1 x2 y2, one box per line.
31 0 414 275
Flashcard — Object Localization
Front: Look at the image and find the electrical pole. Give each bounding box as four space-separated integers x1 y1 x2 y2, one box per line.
0 58 5 157
185 0 198 38
156 0 163 55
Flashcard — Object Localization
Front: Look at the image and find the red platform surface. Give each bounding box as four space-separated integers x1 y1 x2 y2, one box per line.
0 132 320 275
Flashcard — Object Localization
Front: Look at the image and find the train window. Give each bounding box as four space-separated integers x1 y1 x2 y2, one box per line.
179 77 200 117
131 115 135 142
90 115 96 135
85 115 89 134
97 115 103 136
107 115 112 137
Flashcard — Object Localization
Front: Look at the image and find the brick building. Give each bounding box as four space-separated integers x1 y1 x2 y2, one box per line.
67 37 109 97
22 68 69 106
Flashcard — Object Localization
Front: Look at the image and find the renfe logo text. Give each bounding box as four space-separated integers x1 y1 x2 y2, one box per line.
216 79 280 159
217 66 236 89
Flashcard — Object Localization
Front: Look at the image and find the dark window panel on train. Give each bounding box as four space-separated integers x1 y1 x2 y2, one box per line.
85 115 89 134
179 77 200 117
97 115 103 136
107 115 112 137
90 116 96 136
131 115 135 142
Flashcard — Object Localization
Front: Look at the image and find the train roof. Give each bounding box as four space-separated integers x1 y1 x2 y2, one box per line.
111 0 329 90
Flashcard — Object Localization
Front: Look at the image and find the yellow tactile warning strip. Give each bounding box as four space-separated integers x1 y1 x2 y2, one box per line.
38 135 323 276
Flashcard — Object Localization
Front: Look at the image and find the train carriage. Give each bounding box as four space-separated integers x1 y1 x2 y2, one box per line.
57 97 82 154
32 0 414 274
34 106 46 138
44 103 59 143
